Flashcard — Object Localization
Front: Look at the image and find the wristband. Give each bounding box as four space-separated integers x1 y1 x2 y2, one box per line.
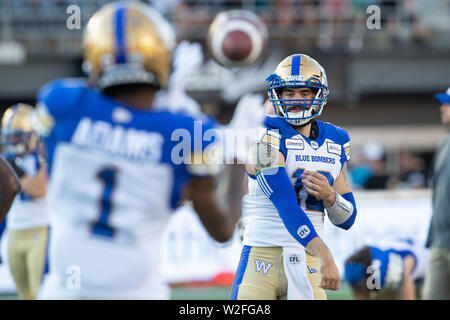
326 192 357 230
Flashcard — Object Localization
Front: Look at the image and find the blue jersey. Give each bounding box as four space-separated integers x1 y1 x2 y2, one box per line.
35 78 217 298
38 78 216 209
242 115 351 246
263 116 351 168
369 239 428 290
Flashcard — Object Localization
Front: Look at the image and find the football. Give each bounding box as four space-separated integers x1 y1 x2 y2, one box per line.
207 10 268 68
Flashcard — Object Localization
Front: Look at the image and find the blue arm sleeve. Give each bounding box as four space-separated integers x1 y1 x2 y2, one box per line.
256 166 318 248
335 192 357 230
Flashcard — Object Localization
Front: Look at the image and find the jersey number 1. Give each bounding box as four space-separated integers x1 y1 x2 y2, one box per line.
91 167 117 238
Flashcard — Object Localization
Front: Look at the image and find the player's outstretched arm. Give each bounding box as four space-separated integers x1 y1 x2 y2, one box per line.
185 164 245 243
20 165 47 199
248 142 340 290
0 156 21 223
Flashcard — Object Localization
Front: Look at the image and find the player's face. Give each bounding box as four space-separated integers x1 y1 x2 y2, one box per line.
440 104 450 125
3 132 37 156
280 87 316 113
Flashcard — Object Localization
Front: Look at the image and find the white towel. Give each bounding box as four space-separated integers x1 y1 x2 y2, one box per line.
282 246 314 300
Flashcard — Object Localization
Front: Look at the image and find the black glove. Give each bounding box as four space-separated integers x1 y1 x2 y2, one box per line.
5 157 25 179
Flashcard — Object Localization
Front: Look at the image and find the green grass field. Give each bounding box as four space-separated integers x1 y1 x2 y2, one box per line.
171 282 354 300
0 282 354 300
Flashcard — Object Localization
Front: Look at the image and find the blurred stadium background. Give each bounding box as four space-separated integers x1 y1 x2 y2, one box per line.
0 0 449 300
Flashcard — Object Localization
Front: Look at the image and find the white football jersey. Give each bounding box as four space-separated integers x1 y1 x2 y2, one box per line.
35 78 217 299
242 116 351 247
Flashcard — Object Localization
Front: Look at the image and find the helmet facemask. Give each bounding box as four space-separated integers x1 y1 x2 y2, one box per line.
1 130 38 156
268 75 328 126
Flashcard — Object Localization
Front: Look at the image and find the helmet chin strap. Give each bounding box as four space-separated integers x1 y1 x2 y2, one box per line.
286 103 318 126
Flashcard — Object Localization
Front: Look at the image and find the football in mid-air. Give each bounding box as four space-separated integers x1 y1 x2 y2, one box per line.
207 10 268 68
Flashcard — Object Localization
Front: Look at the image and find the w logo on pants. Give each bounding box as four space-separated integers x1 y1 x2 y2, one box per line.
254 259 272 274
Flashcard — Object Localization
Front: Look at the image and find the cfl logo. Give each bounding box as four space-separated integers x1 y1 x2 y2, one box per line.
297 225 310 239
66 5 81 30
289 255 300 264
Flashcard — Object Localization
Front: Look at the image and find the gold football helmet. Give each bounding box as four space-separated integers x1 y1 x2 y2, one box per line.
266 54 329 126
83 1 175 90
1 104 39 156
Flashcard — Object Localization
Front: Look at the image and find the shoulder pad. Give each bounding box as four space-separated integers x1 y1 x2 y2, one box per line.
37 78 89 117
263 115 287 130
321 121 350 145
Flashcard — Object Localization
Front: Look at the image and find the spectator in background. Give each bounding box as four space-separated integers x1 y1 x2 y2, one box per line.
402 0 432 46
254 0 272 31
148 0 182 16
317 0 350 50
173 0 210 41
275 0 296 31
397 149 426 189
379 0 399 45
297 0 320 49
348 0 374 51
423 87 450 300
349 141 390 189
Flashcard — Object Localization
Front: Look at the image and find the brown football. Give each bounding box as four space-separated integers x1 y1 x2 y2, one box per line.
207 10 268 68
